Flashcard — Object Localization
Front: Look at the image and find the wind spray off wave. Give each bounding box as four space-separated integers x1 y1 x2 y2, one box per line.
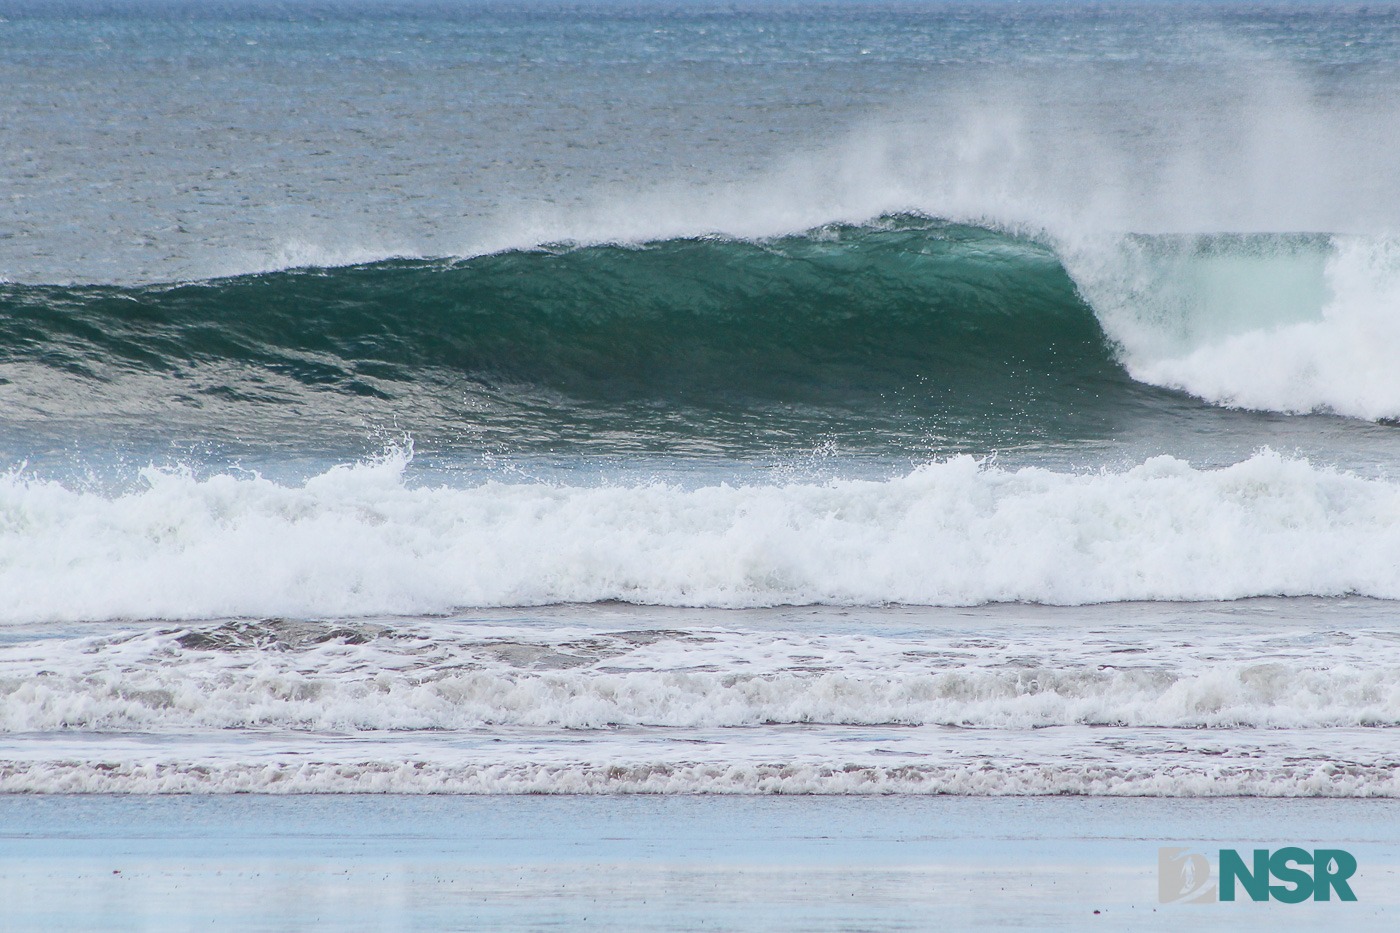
11 217 1400 471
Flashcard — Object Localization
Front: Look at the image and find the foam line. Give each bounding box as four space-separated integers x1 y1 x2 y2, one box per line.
5 448 1400 621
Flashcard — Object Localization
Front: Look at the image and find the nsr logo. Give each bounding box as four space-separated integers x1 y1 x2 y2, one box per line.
1159 847 1358 904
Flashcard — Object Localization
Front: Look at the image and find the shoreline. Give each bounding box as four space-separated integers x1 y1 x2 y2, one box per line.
3 795 1396 930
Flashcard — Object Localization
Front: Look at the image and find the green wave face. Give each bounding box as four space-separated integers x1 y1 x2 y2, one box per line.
0 217 1153 460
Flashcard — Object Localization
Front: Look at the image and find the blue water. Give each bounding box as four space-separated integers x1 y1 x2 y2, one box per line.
3 795 1399 930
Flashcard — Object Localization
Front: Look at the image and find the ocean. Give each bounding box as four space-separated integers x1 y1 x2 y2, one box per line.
3 0 1400 922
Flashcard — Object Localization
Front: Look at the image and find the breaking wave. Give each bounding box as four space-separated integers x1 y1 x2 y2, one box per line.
6 216 1400 439
6 447 1400 621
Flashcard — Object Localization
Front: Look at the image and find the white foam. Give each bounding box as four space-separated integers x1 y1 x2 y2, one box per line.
1067 234 1400 421
6 693 1400 794
3 755 1396 796
5 449 1400 622
7 614 1400 736
5 652 1399 733
7 606 1400 795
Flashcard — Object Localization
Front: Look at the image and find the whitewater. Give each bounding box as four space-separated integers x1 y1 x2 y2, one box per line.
5 0 1400 800
5 448 1400 622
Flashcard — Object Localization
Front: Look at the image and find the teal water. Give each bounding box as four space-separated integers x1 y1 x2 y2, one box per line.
6 219 1400 476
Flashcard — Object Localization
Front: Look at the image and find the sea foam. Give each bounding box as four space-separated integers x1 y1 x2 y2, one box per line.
4 759 1395 796
5 642 1398 733
4 448 1400 622
1068 233 1400 422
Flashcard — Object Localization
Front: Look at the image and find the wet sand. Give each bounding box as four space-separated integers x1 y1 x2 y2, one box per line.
2 795 1396 931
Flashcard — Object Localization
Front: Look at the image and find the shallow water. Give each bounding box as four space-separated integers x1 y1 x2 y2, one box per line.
3 600 1399 795
3 795 1398 930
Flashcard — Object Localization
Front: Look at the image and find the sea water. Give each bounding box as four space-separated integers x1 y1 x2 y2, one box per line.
4 795 1400 930
4 0 1400 808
